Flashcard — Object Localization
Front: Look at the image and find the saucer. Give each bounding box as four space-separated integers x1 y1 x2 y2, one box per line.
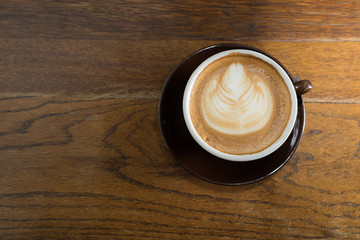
158 44 305 185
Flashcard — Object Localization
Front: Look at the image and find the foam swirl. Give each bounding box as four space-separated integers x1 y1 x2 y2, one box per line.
201 63 274 134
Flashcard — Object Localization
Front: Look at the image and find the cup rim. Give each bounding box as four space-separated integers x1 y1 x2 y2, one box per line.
182 49 298 162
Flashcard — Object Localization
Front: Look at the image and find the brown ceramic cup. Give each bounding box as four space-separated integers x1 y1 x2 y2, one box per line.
183 49 312 162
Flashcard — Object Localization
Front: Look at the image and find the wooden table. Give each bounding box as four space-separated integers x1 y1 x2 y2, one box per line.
1 1 360 239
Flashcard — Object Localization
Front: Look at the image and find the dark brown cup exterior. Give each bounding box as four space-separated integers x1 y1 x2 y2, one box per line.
294 80 313 95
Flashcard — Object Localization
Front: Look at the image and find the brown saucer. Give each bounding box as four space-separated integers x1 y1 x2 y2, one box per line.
158 44 305 185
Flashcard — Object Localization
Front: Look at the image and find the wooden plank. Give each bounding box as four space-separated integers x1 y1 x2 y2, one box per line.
0 97 359 238
2 0 360 41
0 40 359 103
1 0 359 239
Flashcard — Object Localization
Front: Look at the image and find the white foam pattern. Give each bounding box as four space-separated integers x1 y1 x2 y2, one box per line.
202 63 274 134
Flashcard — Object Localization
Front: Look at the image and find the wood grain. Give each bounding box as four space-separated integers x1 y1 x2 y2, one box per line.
0 97 359 239
1 0 360 239
2 0 360 41
1 40 360 103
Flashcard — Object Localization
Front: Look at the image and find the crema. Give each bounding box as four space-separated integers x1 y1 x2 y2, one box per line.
189 53 291 155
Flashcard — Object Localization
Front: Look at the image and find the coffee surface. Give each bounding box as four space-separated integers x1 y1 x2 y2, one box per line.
189 53 291 155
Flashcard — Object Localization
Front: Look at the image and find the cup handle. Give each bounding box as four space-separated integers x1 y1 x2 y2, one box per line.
294 80 312 95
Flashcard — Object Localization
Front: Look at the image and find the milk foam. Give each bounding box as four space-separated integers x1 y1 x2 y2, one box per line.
201 63 274 134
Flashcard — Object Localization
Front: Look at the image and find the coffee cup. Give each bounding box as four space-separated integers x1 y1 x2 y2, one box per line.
183 48 312 162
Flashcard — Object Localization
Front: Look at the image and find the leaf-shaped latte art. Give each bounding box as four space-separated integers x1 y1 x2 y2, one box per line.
202 63 274 134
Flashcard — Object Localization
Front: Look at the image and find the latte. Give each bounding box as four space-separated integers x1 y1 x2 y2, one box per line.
188 53 292 155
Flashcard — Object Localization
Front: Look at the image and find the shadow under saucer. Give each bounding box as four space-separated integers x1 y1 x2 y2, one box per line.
158 44 305 185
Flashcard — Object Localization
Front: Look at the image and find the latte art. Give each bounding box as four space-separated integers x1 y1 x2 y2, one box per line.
188 53 292 155
202 63 274 134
